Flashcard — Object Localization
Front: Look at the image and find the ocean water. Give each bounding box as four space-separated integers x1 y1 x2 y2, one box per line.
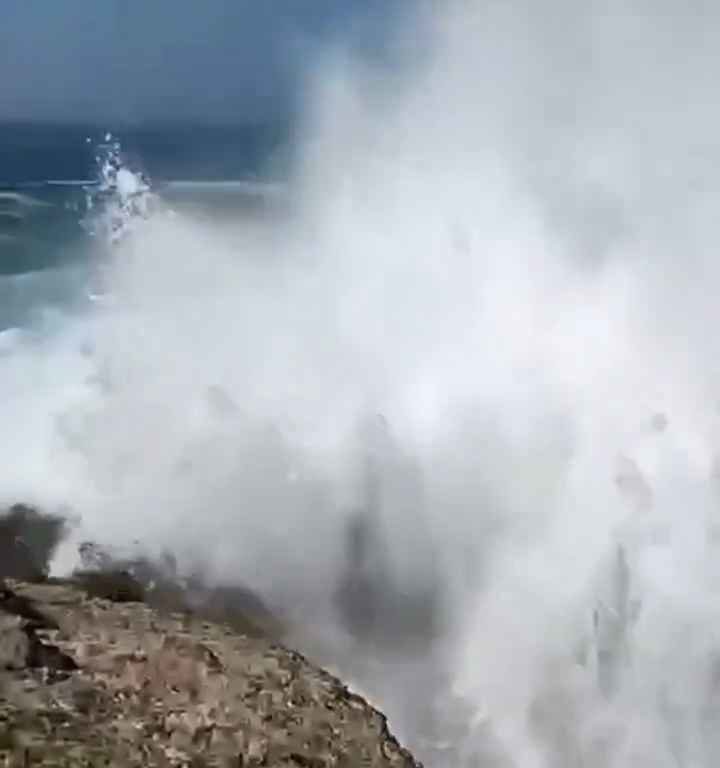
0 123 288 326
7 3 720 766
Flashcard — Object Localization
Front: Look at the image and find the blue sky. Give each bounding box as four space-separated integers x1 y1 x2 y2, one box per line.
0 1 405 123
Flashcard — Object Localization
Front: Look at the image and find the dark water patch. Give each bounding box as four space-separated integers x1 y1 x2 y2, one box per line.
0 184 90 277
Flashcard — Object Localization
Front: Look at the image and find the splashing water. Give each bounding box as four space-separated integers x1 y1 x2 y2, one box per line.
82 134 154 244
81 135 157 301
5 1 720 765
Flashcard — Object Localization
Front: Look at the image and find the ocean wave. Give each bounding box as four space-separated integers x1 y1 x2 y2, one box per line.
44 180 94 187
5 7 720 762
0 190 54 208
162 179 286 194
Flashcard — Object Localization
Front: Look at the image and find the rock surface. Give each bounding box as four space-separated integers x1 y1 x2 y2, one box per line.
0 579 421 767
0 505 68 582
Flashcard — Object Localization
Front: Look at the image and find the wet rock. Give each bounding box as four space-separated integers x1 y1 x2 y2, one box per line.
0 504 68 581
0 586 77 679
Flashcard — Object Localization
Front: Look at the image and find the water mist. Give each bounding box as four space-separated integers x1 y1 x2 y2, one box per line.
4 1 720 765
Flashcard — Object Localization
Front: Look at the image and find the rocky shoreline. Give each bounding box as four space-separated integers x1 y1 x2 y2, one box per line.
0 577 421 767
0 505 422 767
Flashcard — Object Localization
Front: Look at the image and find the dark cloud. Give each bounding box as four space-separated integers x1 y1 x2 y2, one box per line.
0 1 403 123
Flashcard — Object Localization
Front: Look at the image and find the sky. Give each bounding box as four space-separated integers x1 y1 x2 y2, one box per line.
0 1 404 124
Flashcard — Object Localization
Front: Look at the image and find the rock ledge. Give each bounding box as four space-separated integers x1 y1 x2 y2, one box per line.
0 580 421 767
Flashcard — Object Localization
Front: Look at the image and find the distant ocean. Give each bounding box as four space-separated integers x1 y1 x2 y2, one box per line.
0 122 290 184
0 122 290 328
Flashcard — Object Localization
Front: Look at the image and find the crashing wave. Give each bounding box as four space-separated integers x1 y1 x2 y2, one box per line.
82 134 154 244
81 134 156 302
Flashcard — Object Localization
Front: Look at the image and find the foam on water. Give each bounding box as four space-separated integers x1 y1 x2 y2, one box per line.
5 1 720 765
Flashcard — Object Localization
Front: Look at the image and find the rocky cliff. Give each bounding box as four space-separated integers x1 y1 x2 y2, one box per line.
0 579 420 767
0 505 421 767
